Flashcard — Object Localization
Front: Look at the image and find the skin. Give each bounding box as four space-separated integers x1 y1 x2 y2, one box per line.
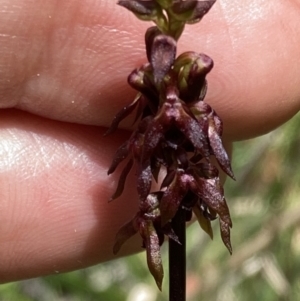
0 0 299 283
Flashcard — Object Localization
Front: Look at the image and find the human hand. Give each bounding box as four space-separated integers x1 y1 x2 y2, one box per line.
0 0 299 282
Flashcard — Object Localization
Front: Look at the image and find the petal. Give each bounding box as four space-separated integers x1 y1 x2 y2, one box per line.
160 169 176 189
190 152 203 164
105 94 141 136
198 79 208 101
194 162 219 178
107 142 130 175
133 95 149 124
160 87 209 157
140 192 162 213
162 223 181 244
175 107 210 157
150 157 161 183
190 176 232 252
160 172 188 226
140 220 164 290
175 146 189 169
150 147 170 182
109 159 134 201
205 207 217 220
190 176 232 227
213 113 223 136
193 204 213 239
128 64 157 99
113 218 138 254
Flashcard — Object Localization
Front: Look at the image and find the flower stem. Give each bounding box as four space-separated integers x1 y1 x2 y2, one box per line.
169 206 186 301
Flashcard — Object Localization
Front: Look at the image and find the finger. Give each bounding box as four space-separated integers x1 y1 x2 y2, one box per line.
0 0 299 140
0 109 141 283
0 109 233 282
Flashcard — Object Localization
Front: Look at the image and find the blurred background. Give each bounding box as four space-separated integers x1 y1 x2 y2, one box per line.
1 113 299 301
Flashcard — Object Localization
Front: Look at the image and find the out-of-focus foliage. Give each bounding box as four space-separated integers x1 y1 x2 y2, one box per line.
2 113 299 301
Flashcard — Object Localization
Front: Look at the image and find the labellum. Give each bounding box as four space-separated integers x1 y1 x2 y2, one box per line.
106 0 234 290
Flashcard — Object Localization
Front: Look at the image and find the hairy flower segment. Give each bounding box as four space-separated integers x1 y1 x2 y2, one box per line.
107 0 233 289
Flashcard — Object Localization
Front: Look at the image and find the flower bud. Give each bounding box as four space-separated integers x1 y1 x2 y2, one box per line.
128 64 151 91
174 52 213 102
118 0 159 21
170 0 216 24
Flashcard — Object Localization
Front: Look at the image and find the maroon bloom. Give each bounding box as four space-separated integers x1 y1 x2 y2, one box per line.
107 0 234 289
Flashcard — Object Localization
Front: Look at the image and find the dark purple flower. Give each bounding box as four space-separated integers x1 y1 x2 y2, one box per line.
113 192 179 290
109 0 233 289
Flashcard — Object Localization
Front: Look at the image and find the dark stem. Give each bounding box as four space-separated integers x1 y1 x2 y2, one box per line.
169 206 186 301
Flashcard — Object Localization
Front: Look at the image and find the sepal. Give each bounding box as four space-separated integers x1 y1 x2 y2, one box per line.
220 218 232 254
140 219 164 290
159 171 189 225
208 115 235 179
150 34 177 84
